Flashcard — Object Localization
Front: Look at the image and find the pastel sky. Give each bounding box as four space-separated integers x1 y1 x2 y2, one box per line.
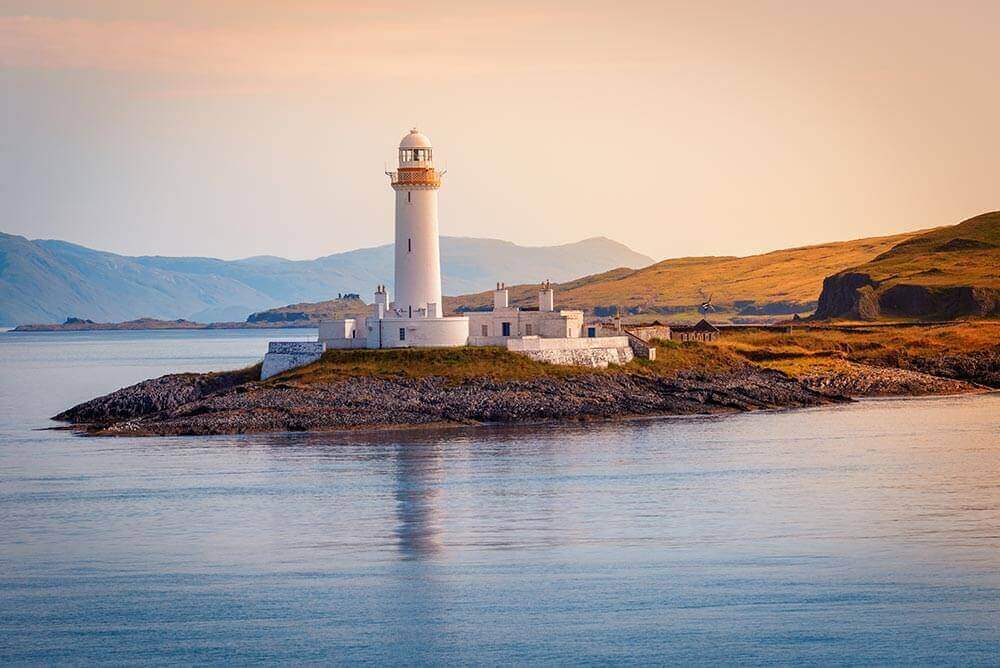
2 0 998 260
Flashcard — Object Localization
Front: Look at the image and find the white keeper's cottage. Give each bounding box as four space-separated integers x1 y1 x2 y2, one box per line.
261 129 636 379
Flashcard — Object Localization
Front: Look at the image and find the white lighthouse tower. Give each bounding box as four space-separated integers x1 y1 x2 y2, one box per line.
389 128 443 319
344 128 467 348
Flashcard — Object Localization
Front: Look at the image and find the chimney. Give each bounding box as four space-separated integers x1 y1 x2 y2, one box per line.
539 280 554 312
373 284 388 319
493 283 509 310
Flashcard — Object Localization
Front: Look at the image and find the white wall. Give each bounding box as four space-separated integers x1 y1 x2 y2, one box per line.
466 309 584 340
371 316 469 348
394 187 442 318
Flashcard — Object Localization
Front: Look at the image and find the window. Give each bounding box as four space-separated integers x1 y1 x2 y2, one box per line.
399 328 406 341
481 324 488 336
407 191 411 204
408 238 411 252
525 324 533 336
587 327 596 338
502 322 511 337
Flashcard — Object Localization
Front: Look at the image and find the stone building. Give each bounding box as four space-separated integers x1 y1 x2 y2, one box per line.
668 319 720 342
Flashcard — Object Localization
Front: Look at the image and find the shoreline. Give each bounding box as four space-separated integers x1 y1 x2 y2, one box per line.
51 386 996 439
49 327 998 438
49 365 984 439
52 360 840 437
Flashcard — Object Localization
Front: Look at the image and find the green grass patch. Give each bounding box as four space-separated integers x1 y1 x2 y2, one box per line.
270 346 596 384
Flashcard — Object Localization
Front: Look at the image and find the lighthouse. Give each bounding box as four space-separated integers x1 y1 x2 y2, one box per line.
388 128 443 319
260 127 622 377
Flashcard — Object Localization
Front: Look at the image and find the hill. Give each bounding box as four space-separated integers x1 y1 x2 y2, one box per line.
813 212 1000 320
245 296 370 324
0 233 651 326
445 229 925 320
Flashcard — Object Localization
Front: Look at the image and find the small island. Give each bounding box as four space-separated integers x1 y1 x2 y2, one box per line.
54 322 997 436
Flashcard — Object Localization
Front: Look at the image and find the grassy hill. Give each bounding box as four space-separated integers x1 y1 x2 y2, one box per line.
445 229 925 321
813 212 999 320
246 296 369 324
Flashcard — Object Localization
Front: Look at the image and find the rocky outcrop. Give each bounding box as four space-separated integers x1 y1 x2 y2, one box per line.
885 348 1000 388
879 285 999 319
801 361 980 397
813 272 1000 321
813 272 880 320
54 364 261 424
54 366 837 437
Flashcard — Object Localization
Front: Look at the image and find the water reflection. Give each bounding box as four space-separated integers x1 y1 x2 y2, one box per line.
393 443 446 559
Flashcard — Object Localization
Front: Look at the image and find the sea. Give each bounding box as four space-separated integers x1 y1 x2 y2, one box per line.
1 329 998 665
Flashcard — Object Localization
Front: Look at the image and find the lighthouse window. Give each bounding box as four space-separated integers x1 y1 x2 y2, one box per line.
408 238 411 252
407 191 411 203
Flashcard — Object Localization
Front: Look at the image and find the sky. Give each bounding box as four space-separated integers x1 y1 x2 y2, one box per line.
2 0 998 261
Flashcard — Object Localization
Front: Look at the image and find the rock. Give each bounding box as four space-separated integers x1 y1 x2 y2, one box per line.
813 272 880 320
54 366 839 437
54 364 261 425
801 361 981 397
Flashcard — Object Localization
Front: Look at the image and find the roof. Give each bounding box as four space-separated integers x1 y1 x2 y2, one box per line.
400 128 431 149
670 319 720 333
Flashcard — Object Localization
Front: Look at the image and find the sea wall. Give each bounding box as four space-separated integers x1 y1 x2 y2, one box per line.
261 341 326 380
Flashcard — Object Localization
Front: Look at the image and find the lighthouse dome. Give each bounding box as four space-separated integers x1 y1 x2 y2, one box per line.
400 128 431 149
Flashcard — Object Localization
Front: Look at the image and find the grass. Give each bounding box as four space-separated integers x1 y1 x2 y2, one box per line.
851 212 999 287
713 321 1000 377
266 321 998 385
271 346 597 384
269 341 748 385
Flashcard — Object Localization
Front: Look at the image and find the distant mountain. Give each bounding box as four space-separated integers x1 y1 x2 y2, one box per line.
814 212 1000 320
0 233 652 326
446 229 928 321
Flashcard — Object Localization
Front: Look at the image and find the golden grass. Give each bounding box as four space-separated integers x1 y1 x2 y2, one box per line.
855 212 999 287
445 229 922 314
265 321 997 386
713 321 1000 377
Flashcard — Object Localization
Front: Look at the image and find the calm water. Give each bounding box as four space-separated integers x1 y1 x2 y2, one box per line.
1 330 998 665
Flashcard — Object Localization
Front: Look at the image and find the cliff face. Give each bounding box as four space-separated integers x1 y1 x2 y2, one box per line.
814 273 1000 320
812 212 1000 321
813 273 879 320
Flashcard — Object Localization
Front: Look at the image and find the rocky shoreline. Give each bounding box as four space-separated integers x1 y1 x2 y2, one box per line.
53 344 995 437
54 365 841 436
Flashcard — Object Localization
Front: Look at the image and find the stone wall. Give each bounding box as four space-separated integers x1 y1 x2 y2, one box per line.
623 331 657 360
516 346 634 368
507 336 634 368
261 341 325 380
624 324 671 343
